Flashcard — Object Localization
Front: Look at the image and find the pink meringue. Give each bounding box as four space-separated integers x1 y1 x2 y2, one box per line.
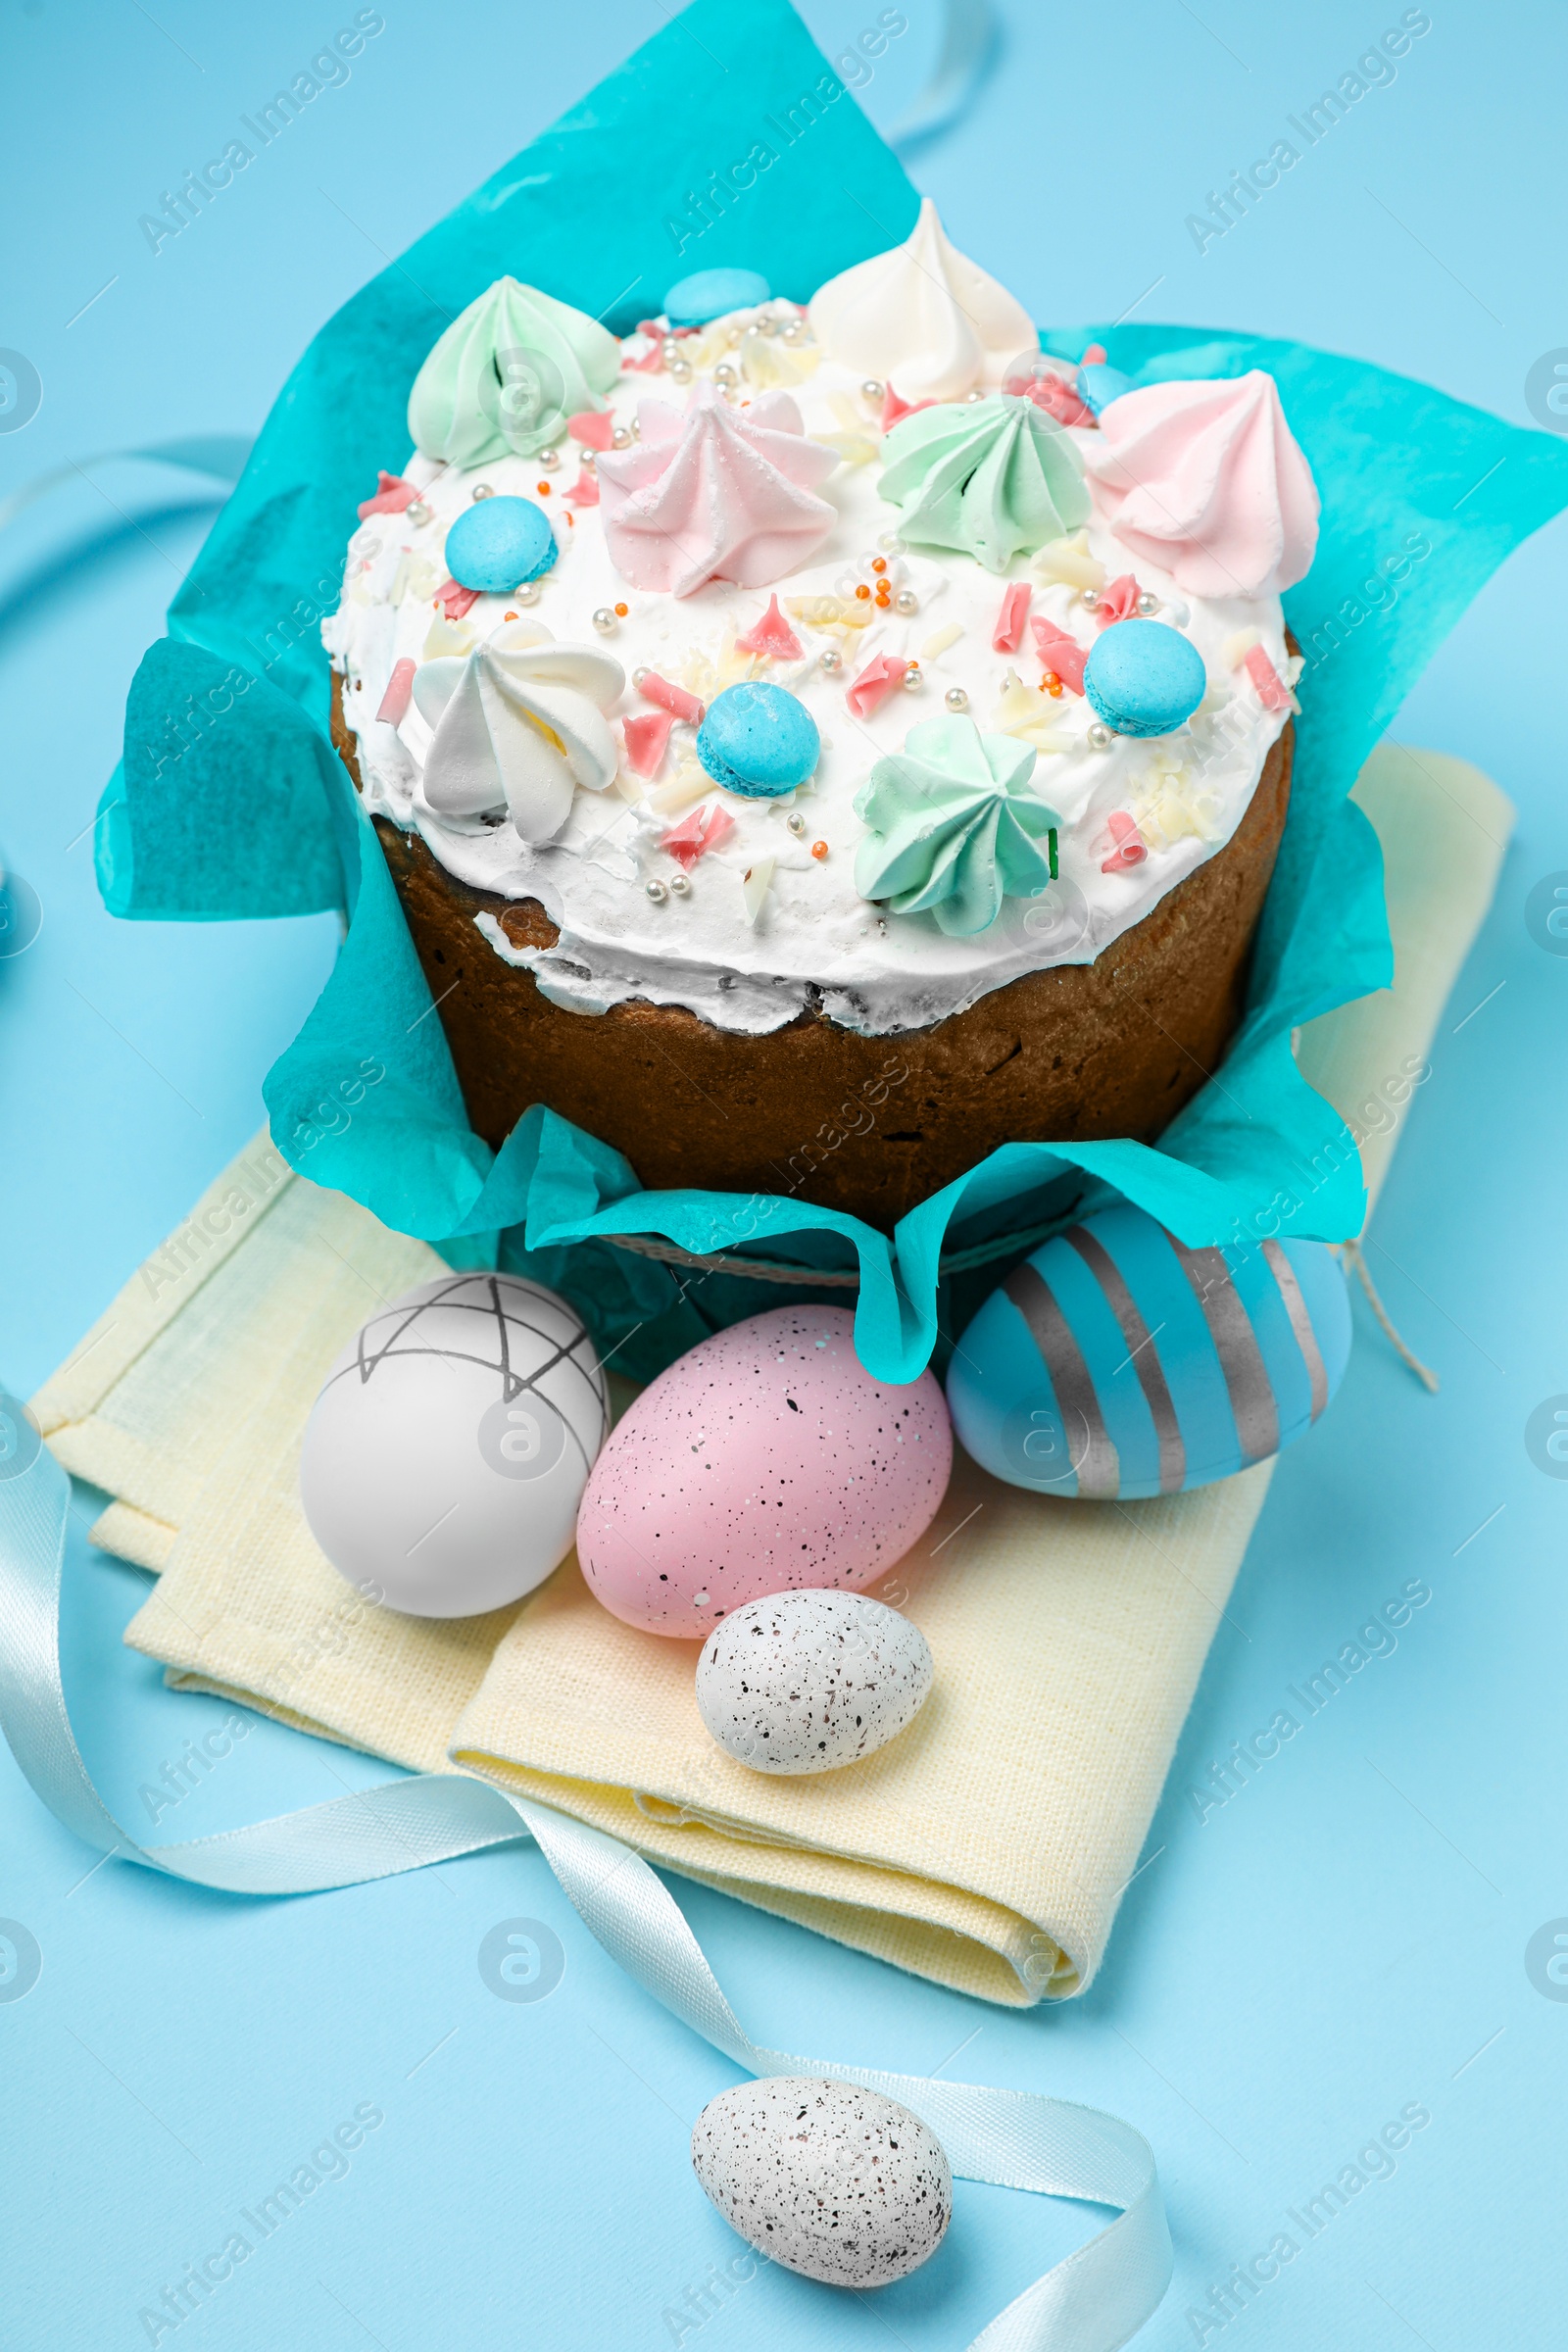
598 385 838 598
1083 369 1319 599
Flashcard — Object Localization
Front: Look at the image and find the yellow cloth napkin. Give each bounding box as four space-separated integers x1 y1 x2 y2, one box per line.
32 744 1511 2007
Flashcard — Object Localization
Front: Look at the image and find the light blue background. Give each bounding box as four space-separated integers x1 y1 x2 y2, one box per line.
2 4 1564 2345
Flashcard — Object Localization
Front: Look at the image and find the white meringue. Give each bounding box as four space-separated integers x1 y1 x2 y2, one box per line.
413 621 623 845
808 197 1038 403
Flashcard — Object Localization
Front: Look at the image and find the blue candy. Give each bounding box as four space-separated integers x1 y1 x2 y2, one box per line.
1076 361 1133 416
946 1203 1351 1501
1083 617 1206 738
443 495 557 593
663 267 771 327
696 682 819 797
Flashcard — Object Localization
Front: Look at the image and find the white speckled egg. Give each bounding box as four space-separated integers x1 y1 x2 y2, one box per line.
696 1591 933 1774
692 2077 952 2287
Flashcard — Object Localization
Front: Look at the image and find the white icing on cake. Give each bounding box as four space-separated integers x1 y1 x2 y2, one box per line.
324 254 1296 1041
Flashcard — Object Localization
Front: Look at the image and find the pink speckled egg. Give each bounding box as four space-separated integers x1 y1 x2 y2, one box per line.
576 1305 953 1637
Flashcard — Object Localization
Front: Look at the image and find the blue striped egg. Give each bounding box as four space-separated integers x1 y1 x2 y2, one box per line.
946 1204 1350 1499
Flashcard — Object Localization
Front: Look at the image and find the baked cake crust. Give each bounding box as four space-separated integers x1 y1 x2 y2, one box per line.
332 675 1292 1229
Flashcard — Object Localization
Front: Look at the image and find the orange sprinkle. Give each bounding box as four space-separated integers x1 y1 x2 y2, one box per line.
504 610 517 620
536 481 552 495
614 602 628 617
855 582 871 601
810 839 829 860
871 557 887 573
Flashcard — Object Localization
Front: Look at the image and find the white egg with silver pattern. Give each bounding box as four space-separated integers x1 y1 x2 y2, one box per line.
298 1274 608 1617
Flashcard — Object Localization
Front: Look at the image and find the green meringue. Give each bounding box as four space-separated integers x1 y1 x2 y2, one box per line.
408 275 622 466
854 716 1060 937
878 395 1090 572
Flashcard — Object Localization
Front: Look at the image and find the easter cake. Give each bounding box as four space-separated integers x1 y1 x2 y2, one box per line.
324 202 1314 1228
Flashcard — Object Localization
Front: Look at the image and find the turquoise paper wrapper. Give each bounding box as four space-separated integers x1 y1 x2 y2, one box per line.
97 0 1568 1384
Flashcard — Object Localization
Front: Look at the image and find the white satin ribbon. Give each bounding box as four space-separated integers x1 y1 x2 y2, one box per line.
0 1434 1171 2350
0 436 254 536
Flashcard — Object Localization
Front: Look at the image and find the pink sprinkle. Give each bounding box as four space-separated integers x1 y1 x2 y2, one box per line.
1082 343 1107 366
622 709 674 777
993 580 1032 653
434 577 480 620
622 339 664 374
1097 573 1142 627
564 467 601 507
357 469 418 520
735 594 804 660
846 654 909 718
639 671 706 724
1030 618 1086 695
568 411 615 450
375 658 416 725
880 382 937 431
1101 811 1148 874
1243 642 1292 711
661 803 736 868
1022 374 1095 428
